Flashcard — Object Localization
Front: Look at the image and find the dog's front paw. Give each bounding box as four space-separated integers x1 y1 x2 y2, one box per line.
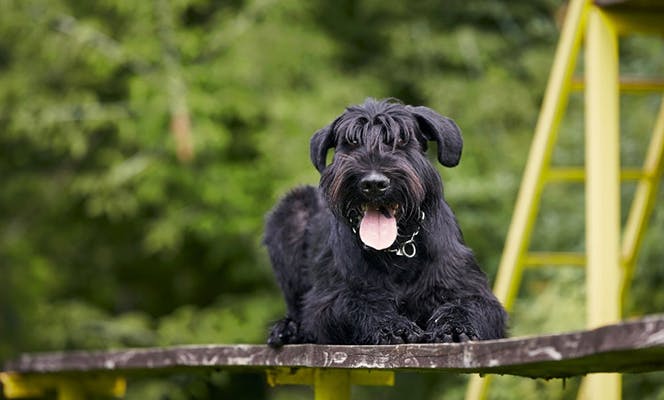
372 318 424 345
425 306 479 343
268 317 301 347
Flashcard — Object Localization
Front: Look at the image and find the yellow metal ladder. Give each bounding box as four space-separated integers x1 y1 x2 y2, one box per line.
466 0 664 399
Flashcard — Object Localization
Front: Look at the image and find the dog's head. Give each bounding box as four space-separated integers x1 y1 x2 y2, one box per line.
311 98 462 251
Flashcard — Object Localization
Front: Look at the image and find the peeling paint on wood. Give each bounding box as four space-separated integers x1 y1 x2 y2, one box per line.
3 315 664 379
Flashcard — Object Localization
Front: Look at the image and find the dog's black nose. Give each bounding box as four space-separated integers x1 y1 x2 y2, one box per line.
359 172 390 196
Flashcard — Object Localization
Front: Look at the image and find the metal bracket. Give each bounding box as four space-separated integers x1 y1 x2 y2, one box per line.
267 367 394 400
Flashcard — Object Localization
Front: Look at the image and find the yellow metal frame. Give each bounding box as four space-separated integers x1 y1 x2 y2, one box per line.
489 0 591 316
621 100 664 305
585 8 622 398
466 0 664 399
0 372 126 400
1 368 393 400
267 368 394 400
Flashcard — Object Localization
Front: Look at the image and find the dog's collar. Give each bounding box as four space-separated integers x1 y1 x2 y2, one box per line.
350 210 425 258
386 211 425 258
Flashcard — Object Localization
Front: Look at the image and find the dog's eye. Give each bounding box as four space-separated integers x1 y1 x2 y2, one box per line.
396 132 409 147
344 134 360 147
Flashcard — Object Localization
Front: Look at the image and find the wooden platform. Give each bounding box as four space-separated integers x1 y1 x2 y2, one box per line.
596 0 664 10
3 315 664 380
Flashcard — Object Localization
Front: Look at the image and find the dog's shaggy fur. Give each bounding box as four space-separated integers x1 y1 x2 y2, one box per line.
264 98 507 346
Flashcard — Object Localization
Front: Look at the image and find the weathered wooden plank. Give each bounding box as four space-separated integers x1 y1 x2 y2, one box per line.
3 315 664 379
595 0 664 9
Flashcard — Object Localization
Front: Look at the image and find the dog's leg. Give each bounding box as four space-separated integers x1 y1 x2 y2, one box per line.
419 262 508 342
414 204 508 343
301 285 425 345
264 186 321 346
425 294 507 342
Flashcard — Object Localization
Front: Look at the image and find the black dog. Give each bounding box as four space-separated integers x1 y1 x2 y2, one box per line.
264 98 507 346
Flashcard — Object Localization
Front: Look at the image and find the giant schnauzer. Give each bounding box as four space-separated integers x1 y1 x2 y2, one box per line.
264 98 507 346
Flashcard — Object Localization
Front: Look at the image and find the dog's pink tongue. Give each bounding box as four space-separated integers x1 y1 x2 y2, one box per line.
359 209 397 250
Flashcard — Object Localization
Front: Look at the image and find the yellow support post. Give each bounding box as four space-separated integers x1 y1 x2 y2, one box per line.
57 383 85 400
584 6 622 400
314 369 350 400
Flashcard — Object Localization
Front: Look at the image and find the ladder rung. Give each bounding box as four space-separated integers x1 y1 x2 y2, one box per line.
546 167 647 182
523 252 585 267
571 77 664 93
546 168 585 182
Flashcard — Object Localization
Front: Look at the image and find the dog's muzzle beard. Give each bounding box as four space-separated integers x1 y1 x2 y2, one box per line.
322 164 425 257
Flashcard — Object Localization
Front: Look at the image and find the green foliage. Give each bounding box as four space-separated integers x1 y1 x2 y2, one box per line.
1 0 663 399
156 293 283 345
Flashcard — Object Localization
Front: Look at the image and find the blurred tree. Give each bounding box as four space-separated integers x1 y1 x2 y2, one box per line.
1 0 662 399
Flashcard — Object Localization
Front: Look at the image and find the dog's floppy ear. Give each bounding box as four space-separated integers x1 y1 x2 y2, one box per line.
407 105 463 167
310 124 336 173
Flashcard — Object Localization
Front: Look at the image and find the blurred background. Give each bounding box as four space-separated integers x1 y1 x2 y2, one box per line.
1 0 663 398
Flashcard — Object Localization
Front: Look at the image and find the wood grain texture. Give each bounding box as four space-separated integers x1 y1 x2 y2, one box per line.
3 315 664 379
